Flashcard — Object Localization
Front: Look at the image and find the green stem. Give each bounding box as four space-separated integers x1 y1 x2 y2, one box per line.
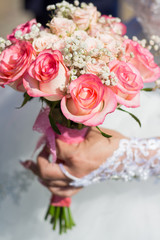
63 207 69 229
67 120 71 128
53 207 60 230
44 203 76 233
68 207 76 228
78 123 83 130
59 208 63 234
45 205 55 220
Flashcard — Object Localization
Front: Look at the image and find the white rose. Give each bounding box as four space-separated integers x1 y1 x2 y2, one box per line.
32 32 59 53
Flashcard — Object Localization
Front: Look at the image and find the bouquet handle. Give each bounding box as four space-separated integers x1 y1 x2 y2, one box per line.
33 108 89 233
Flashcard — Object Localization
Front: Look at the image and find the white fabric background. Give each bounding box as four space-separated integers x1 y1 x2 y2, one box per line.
0 85 160 240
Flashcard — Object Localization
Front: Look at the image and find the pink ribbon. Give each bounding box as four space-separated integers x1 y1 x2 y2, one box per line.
33 107 57 162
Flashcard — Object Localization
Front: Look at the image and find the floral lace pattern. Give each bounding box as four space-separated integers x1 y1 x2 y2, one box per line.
70 138 160 187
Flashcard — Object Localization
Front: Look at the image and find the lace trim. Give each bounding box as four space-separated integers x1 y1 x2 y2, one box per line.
70 138 160 187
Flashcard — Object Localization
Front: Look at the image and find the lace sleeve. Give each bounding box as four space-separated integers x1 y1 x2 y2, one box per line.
69 138 160 187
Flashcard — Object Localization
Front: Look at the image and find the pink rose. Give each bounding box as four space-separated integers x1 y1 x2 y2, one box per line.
52 39 66 51
32 32 59 53
86 60 106 75
88 23 103 37
0 41 36 92
7 19 37 43
109 60 144 107
23 49 69 101
84 37 103 52
102 15 127 36
73 6 98 30
98 33 123 54
49 17 76 37
73 30 88 40
124 39 160 82
61 74 117 126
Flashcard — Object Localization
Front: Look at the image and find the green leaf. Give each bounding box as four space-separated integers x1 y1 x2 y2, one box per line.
49 109 61 135
141 88 153 92
96 126 112 138
117 107 141 127
16 92 33 109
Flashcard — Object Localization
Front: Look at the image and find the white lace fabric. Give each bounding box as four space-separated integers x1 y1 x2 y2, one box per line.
70 138 160 187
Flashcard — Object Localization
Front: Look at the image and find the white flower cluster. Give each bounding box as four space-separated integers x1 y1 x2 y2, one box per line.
99 68 118 86
47 0 77 19
132 35 160 53
61 35 119 85
0 38 11 54
14 23 42 41
105 16 121 24
149 35 160 52
132 36 147 48
155 79 160 89
62 36 87 78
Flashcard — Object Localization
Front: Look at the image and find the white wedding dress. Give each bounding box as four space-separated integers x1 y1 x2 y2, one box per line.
1 5 160 240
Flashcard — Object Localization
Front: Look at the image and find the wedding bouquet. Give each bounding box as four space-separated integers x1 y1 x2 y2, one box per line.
0 0 160 234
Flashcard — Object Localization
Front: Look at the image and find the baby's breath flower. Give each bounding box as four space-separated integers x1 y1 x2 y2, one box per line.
154 44 159 51
81 2 87 8
0 42 5 50
124 35 129 39
24 34 30 40
91 58 96 64
46 4 56 11
132 36 138 42
74 0 79 6
86 56 91 62
80 69 86 74
0 37 12 53
149 40 154 46
104 80 110 85
98 17 106 24
15 30 22 39
115 17 121 23
71 75 77 80
5 40 11 46
147 45 152 50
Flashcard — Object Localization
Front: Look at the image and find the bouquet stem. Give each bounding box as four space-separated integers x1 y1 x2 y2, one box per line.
45 205 75 234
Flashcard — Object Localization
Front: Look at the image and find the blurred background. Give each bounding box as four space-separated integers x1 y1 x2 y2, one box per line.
0 0 134 38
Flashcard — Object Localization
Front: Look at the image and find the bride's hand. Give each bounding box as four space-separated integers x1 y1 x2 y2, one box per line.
56 127 125 178
21 127 125 197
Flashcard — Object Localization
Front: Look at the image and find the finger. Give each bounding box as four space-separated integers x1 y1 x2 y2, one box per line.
40 179 70 187
38 145 50 159
20 160 39 175
48 186 82 197
37 154 69 181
